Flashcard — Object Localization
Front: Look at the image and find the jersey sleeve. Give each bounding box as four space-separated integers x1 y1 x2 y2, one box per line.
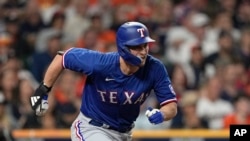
62 47 100 75
153 62 177 106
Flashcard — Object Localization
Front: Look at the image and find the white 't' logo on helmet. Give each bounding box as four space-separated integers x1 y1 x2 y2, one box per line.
137 28 145 37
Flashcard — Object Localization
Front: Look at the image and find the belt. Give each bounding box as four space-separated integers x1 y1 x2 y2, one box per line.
89 119 132 133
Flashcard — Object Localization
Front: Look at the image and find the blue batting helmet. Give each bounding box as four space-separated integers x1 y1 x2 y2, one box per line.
116 22 155 66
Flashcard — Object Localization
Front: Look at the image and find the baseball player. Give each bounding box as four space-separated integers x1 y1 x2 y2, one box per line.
30 21 177 141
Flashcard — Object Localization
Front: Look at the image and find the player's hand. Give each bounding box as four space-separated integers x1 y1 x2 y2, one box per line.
30 83 51 116
145 107 164 124
35 95 49 116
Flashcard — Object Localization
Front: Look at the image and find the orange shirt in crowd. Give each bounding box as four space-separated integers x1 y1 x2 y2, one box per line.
223 114 250 128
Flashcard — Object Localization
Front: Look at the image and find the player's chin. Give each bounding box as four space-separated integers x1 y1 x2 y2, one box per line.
139 60 146 67
137 56 147 67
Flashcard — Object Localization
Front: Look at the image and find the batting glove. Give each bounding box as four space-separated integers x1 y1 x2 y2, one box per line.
30 82 51 116
145 107 164 124
35 95 49 116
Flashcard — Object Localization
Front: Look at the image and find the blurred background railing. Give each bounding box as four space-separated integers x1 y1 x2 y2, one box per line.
12 129 229 140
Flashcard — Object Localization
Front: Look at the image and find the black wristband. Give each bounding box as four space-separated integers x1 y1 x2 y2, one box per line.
40 82 52 93
30 82 51 110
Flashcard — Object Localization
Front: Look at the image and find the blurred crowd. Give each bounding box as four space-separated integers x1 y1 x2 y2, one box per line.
0 0 250 140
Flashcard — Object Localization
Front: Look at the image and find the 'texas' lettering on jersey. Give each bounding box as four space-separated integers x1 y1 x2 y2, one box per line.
97 90 149 105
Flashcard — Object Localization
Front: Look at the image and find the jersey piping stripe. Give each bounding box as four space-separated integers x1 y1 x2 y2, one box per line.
160 98 177 106
62 47 74 69
75 120 85 141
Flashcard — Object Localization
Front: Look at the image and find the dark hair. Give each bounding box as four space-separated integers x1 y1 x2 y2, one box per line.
48 11 66 27
218 30 232 39
232 93 250 105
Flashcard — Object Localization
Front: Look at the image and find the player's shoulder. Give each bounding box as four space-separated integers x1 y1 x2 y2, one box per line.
93 52 119 73
146 55 165 68
67 47 117 56
100 51 119 61
67 47 102 54
143 55 169 79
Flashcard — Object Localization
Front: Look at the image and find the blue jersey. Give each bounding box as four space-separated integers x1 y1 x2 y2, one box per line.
63 48 177 129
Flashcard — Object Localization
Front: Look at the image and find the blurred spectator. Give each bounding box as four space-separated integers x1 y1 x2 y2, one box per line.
219 62 244 102
203 10 241 57
182 44 206 89
19 9 45 39
63 0 91 42
0 68 20 134
204 30 239 77
164 11 209 65
1 57 39 89
4 16 35 69
0 93 14 141
212 10 240 39
86 0 113 29
88 14 116 52
110 3 136 31
61 39 75 51
146 33 162 59
234 62 249 93
76 28 104 51
1 0 26 21
0 68 19 105
0 4 6 33
38 0 62 25
52 70 81 128
30 32 62 82
132 0 153 23
150 0 175 56
223 93 250 128
19 2 46 67
236 28 250 69
170 90 205 129
169 64 190 100
111 0 134 7
173 0 208 25
217 0 236 17
12 79 40 129
41 114 56 129
35 11 65 53
233 0 250 29
245 71 250 96
196 76 233 129
0 32 14 67
0 93 9 128
75 17 116 53
170 91 205 141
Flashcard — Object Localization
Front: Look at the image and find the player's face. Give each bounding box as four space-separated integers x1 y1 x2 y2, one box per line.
128 43 149 66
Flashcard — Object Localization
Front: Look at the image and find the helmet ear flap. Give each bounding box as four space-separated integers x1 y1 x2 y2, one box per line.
118 45 142 66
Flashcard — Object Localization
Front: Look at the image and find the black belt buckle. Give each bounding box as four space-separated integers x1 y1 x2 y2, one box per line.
117 127 131 133
109 125 132 133
89 120 102 127
89 120 110 128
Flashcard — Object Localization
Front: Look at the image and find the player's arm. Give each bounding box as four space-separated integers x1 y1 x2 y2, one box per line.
145 101 177 124
145 62 178 124
30 53 64 116
160 102 177 121
43 54 64 87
